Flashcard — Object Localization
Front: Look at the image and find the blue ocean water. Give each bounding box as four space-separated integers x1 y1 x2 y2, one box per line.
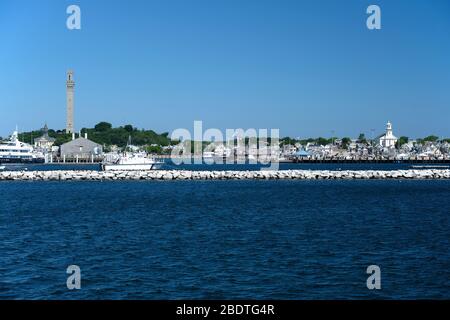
0 160 432 172
0 179 449 299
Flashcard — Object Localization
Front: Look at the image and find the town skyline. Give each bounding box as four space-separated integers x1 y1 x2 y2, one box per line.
1 0 450 138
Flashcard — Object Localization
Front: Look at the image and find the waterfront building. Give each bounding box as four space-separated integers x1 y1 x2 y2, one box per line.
333 138 342 146
34 124 56 152
294 149 310 158
282 144 297 156
379 121 398 148
60 133 103 161
348 140 358 152
66 70 75 134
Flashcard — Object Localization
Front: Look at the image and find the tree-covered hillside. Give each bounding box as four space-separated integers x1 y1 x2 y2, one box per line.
17 122 175 148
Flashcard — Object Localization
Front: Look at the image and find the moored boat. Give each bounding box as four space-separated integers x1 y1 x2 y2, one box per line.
101 152 163 171
0 130 45 164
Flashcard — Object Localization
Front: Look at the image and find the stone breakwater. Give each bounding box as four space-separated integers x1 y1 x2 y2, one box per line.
1 169 450 181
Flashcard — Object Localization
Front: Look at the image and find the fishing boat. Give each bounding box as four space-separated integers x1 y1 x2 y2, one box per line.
101 152 163 171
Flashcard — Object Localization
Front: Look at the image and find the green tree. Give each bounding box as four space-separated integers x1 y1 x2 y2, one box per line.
146 145 162 154
357 133 367 144
124 124 134 132
316 137 331 146
396 136 409 148
341 137 351 149
423 135 439 142
94 122 112 132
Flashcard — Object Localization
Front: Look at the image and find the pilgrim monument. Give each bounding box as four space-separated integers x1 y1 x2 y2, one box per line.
66 70 75 133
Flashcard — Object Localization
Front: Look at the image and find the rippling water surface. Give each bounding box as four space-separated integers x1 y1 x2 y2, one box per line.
1 179 449 299
0 161 437 172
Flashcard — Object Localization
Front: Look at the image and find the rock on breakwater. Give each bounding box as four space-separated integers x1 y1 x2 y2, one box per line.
0 169 450 181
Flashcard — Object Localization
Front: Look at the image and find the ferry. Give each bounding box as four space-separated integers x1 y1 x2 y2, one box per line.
0 130 45 164
101 152 163 171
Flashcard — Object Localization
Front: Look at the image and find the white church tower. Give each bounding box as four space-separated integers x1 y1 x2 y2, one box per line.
379 121 398 148
66 70 75 134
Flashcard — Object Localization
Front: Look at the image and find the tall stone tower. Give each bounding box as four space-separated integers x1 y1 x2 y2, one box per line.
66 70 75 134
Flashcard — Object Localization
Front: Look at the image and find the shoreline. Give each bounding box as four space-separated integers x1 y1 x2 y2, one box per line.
1 169 450 181
15 158 450 164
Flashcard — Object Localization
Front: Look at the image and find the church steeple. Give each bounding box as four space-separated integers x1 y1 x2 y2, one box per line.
386 121 392 135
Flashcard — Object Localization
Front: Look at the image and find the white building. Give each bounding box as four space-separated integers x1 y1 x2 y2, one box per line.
34 124 55 153
379 121 398 148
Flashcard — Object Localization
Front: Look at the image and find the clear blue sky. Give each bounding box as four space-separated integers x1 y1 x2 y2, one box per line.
1 0 449 139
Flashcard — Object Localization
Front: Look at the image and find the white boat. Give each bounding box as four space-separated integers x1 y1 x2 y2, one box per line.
102 153 162 171
0 130 45 164
203 151 215 159
0 165 5 170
